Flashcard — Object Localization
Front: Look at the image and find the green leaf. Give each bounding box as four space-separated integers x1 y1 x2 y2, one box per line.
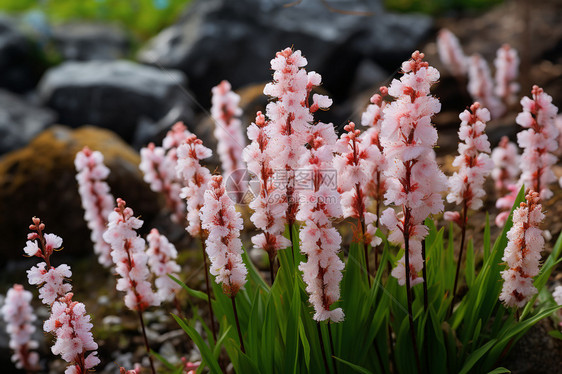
465 239 475 288
487 368 511 374
458 339 496 374
213 325 232 359
333 356 373 374
171 314 223 374
169 274 209 301
150 349 176 370
483 213 491 261
284 282 301 373
548 330 562 340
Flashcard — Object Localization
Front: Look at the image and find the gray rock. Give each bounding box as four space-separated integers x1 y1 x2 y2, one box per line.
0 15 44 93
138 0 432 105
37 60 194 143
350 59 389 95
51 23 130 61
0 90 56 154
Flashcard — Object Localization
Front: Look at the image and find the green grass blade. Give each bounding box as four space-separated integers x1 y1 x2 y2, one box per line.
333 356 373 374
169 274 209 301
171 314 223 374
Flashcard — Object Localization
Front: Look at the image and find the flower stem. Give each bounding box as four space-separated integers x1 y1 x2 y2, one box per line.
200 235 217 343
289 222 295 262
449 201 468 318
422 239 428 312
231 296 245 353
404 208 422 374
137 309 156 374
268 253 276 285
316 323 331 374
358 216 371 288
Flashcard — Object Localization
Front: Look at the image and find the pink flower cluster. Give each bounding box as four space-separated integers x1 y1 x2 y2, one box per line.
494 44 520 105
211 80 246 199
380 51 447 286
140 122 190 223
75 146 115 267
297 123 345 323
244 112 290 258
467 54 504 119
361 88 388 246
200 175 247 297
24 218 99 373
120 364 142 373
446 102 493 215
103 199 159 311
44 293 100 374
263 47 332 226
1 284 39 371
334 122 380 246
516 85 559 200
500 191 544 307
491 136 520 194
175 134 213 237
146 228 181 303
436 28 467 78
25 227 71 305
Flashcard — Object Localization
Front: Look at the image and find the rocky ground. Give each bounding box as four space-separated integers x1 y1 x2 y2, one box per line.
0 0 561 372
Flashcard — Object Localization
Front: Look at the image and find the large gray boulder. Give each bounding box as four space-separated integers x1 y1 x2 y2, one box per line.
0 90 57 155
37 60 194 144
138 0 432 104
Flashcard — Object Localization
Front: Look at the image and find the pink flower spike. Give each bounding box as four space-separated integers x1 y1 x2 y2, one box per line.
140 140 186 224
380 51 447 287
264 47 326 227
436 28 467 78
146 228 181 303
360 87 389 233
243 112 290 259
1 284 40 371
516 85 559 201
22 220 99 374
103 198 159 311
175 134 213 237
200 175 247 297
297 122 345 323
491 136 520 195
499 191 544 307
75 146 115 267
447 102 494 211
45 293 100 372
211 80 247 202
494 44 520 105
467 54 505 119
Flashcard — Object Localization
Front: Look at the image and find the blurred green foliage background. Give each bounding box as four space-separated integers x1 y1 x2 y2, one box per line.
0 0 503 45
0 0 190 40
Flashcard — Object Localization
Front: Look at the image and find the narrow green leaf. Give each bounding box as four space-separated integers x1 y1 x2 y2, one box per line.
487 368 511 374
333 356 373 374
548 330 562 340
465 239 475 288
483 213 491 261
169 274 209 301
171 314 223 374
458 339 496 374
213 325 232 359
150 349 176 370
